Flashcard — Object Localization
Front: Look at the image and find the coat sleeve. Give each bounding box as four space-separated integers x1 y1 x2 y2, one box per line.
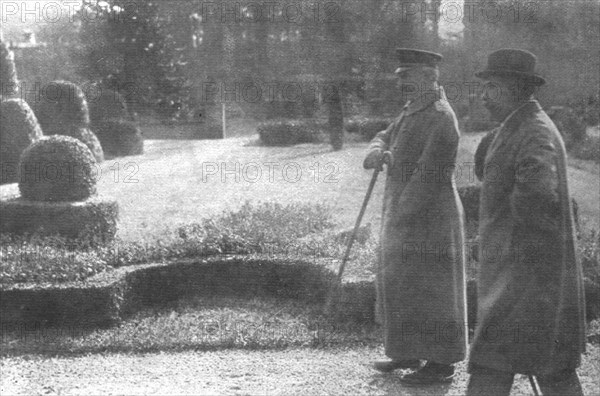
395 111 459 216
367 118 396 152
474 128 498 181
510 125 561 233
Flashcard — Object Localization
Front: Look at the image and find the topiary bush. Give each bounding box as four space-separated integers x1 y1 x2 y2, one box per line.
344 116 394 141
18 135 98 202
94 120 144 157
36 80 90 131
257 119 326 146
0 39 18 98
34 81 104 161
88 87 132 125
0 99 43 184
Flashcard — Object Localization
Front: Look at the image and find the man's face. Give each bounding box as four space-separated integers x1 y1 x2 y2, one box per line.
480 75 523 122
396 68 424 99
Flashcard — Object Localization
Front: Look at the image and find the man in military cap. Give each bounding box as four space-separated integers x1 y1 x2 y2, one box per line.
467 49 586 396
364 48 467 384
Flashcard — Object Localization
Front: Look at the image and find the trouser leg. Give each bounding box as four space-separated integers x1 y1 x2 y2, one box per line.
466 365 514 396
537 369 583 396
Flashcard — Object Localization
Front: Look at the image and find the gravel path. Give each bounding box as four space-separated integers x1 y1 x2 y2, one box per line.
2 344 599 395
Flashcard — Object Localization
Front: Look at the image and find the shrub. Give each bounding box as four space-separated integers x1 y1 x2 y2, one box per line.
0 39 18 97
18 135 98 202
257 119 326 146
570 135 600 163
345 116 394 141
36 81 90 132
0 196 118 243
0 234 111 285
66 125 105 162
0 99 43 184
94 120 144 157
547 106 587 148
88 87 132 125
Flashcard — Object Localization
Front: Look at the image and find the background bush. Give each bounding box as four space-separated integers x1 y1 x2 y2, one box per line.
258 119 326 146
547 106 587 149
34 81 104 162
570 135 600 164
18 135 98 202
344 116 394 141
88 87 133 125
0 39 18 98
0 99 43 184
94 120 144 157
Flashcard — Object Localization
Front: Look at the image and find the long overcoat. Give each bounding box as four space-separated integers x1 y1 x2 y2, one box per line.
368 87 468 364
469 100 586 376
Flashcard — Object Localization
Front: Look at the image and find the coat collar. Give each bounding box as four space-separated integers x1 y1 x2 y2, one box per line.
403 86 447 116
488 100 542 154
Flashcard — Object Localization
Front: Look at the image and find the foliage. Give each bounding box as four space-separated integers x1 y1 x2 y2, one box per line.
0 197 118 243
18 136 98 202
257 119 326 146
94 120 144 157
0 39 18 97
88 87 133 125
579 228 600 319
35 81 90 132
0 234 110 285
0 99 43 184
570 135 600 164
77 0 179 112
547 106 587 148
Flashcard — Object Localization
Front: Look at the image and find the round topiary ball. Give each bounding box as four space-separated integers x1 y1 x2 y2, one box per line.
62 125 105 163
0 39 19 98
36 80 90 135
94 120 144 157
0 99 43 184
18 135 98 202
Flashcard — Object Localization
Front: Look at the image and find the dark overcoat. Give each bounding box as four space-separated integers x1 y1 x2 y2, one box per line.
469 100 586 376
368 87 468 364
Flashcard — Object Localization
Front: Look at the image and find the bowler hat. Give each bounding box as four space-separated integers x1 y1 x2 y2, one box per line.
395 48 443 74
476 48 546 86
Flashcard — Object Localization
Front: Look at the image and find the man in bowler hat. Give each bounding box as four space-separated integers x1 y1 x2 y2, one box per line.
364 49 467 384
467 49 586 395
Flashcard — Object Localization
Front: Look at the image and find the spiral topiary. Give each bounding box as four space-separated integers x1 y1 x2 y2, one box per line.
35 81 104 162
94 120 144 157
18 135 98 202
0 99 43 184
0 39 18 98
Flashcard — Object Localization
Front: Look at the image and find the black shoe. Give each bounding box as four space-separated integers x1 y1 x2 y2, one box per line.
399 361 455 385
373 359 421 373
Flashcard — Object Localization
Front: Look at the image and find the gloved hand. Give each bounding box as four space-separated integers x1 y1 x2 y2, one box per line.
363 149 384 169
363 149 392 170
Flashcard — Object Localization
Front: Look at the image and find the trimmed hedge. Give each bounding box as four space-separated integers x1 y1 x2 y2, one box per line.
0 39 18 97
36 81 90 131
88 87 131 125
345 116 394 141
0 99 43 184
94 120 144 157
258 119 325 146
0 195 118 242
67 125 104 163
18 136 98 202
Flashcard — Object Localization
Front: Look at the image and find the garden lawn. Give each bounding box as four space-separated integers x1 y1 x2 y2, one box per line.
90 132 599 243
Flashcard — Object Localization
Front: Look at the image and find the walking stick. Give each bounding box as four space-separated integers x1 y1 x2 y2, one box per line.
324 152 391 315
528 375 540 396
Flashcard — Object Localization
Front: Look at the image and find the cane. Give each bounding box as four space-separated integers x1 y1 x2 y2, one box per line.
528 375 540 396
324 151 392 315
